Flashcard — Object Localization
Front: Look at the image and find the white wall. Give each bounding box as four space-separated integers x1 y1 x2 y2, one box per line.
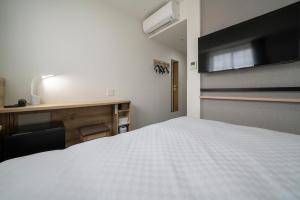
0 0 187 129
180 0 201 118
200 0 300 134
201 0 299 36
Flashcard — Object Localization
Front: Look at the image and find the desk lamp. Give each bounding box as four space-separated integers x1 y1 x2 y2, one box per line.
31 75 55 105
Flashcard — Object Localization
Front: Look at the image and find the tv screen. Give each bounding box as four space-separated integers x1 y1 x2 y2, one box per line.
198 2 300 73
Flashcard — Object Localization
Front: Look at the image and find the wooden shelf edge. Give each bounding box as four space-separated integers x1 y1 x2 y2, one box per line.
118 123 130 127
199 96 300 103
0 99 131 114
118 109 130 113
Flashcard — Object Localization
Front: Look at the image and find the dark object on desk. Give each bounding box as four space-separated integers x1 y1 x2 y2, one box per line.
2 122 65 161
4 99 27 108
18 99 27 106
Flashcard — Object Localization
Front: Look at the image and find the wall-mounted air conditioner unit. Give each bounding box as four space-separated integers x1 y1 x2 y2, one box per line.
143 1 180 34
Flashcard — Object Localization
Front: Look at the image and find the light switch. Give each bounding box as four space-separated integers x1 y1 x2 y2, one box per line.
190 61 198 70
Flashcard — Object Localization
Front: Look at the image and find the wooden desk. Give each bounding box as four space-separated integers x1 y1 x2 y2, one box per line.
0 99 131 147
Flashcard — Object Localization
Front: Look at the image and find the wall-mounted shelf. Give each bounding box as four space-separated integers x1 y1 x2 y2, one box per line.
118 122 130 126
118 109 130 113
201 87 300 92
200 96 300 103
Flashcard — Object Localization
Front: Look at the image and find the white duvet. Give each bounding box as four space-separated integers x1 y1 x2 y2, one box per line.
0 117 299 200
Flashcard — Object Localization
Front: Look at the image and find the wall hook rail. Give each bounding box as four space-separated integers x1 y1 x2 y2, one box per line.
153 59 170 75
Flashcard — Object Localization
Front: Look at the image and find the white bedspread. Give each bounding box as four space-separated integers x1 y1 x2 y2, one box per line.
0 117 299 200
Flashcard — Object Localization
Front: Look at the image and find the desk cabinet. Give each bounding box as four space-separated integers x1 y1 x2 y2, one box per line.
0 99 131 148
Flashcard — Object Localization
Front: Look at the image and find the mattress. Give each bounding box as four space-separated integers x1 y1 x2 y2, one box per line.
0 117 299 200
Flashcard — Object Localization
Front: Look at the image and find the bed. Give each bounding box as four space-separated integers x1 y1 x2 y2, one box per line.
0 117 299 200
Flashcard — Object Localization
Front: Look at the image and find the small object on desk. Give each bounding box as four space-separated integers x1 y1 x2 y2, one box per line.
3 105 18 108
79 123 110 142
4 99 27 108
18 99 27 107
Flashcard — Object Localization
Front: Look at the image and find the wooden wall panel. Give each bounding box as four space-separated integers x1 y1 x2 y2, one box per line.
51 105 113 147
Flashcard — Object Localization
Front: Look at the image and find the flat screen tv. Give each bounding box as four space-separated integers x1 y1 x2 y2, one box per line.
198 2 300 73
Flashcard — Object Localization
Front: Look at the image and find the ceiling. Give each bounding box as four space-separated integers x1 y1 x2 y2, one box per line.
102 0 170 20
151 20 187 54
102 0 187 54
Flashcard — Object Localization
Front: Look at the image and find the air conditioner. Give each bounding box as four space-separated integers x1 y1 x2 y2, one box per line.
143 1 180 34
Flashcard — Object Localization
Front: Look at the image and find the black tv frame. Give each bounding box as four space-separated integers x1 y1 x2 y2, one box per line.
198 2 300 73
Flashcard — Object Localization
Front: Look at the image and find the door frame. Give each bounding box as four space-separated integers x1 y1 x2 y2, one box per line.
171 59 179 112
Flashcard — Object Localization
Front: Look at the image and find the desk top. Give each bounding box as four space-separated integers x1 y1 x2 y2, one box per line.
0 99 130 114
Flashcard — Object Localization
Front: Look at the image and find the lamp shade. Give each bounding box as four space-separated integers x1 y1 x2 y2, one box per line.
31 74 56 105
41 75 55 80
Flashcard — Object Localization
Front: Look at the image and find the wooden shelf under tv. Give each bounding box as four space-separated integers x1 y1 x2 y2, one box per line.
200 96 300 103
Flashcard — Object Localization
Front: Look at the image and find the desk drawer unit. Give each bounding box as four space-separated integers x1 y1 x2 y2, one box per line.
2 122 65 161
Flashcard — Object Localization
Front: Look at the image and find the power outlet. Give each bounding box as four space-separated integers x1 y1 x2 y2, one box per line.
106 88 115 96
